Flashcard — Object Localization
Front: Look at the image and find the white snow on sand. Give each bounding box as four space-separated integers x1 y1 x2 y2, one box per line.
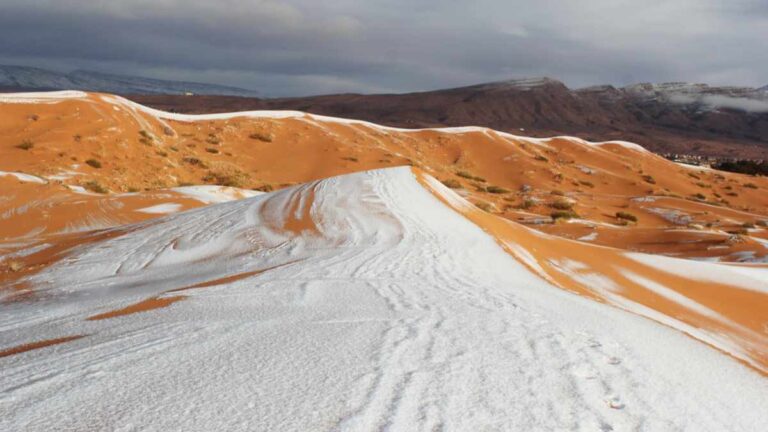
0 171 47 184
1 167 767 431
136 203 183 214
171 185 263 204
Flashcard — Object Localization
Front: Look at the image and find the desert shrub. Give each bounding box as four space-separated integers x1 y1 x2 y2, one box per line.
139 130 154 145
156 151 168 157
16 140 33 150
73 134 82 142
85 159 102 168
475 202 493 212
726 192 738 197
551 210 578 220
579 180 594 188
744 182 758 189
742 222 756 229
202 167 250 187
341 156 359 162
249 132 273 142
534 155 549 162
182 156 207 168
84 180 108 194
616 211 638 222
518 199 537 210
205 147 220 154
206 134 221 145
441 179 462 189
254 184 274 192
691 193 706 200
456 171 486 182
486 186 510 194
550 199 574 210
641 175 656 184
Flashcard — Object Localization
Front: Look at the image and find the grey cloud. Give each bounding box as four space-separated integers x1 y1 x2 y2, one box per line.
0 0 765 96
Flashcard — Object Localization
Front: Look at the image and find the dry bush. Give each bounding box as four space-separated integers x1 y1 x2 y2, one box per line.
85 159 102 168
441 179 462 189
16 140 33 150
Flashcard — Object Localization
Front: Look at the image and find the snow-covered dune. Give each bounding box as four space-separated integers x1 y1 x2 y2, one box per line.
2 167 767 431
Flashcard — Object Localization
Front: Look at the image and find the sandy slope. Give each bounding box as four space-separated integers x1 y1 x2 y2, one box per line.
1 167 767 431
2 91 768 262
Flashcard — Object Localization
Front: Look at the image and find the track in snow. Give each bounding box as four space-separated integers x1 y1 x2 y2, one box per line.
1 167 767 431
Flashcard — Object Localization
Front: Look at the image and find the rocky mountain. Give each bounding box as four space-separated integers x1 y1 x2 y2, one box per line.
131 78 768 159
0 65 258 96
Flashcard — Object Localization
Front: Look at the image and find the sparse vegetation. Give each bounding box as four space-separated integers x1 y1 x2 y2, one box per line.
16 140 33 150
249 132 273 142
206 147 220 154
550 190 565 196
441 179 462 189
579 180 594 188
85 159 102 169
616 211 638 222
518 199 537 210
551 210 578 220
206 134 221 145
139 130 154 145
742 222 756 229
182 156 207 167
202 167 250 187
475 202 493 212
486 185 510 194
691 193 706 200
550 199 574 210
84 180 108 194
743 182 758 189
641 175 656 184
341 156 359 162
456 171 486 182
254 184 274 192
534 155 549 162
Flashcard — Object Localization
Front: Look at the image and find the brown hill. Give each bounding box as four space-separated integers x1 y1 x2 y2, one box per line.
130 78 768 159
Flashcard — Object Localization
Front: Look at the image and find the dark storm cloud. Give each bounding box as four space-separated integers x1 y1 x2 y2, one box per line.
0 0 765 96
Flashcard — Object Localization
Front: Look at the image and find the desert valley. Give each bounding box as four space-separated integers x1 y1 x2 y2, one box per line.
0 89 767 430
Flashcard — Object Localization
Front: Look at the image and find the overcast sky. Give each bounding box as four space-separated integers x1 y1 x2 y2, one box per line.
0 0 766 96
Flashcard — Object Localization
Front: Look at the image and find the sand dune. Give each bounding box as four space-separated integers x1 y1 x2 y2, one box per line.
1 167 767 430
1 92 767 430
1 91 767 262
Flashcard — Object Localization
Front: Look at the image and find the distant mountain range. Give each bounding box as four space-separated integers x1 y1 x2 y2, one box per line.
131 77 768 159
0 65 259 96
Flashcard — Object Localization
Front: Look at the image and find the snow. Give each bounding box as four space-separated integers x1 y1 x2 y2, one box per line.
0 90 88 104
627 252 768 294
1 167 767 430
578 231 598 241
0 171 47 184
171 185 263 204
136 203 183 214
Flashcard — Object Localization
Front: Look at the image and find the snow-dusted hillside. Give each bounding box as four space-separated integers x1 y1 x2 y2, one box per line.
2 168 766 431
0 65 258 96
